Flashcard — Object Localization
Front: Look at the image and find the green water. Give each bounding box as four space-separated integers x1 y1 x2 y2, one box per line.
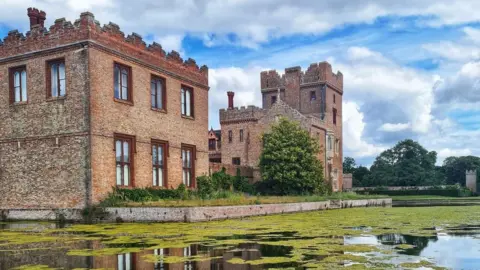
1 206 480 269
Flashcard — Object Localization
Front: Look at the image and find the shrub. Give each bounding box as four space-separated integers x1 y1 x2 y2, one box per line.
212 168 233 191
233 168 255 194
197 175 215 199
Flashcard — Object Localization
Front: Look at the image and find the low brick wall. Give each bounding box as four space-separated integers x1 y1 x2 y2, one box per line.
104 198 391 222
1 199 392 222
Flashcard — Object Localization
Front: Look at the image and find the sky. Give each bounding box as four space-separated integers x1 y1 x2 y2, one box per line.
1 0 479 166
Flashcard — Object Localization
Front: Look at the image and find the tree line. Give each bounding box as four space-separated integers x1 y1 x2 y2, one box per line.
343 139 480 187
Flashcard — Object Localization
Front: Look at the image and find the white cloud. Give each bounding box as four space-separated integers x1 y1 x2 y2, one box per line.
378 123 411 132
3 0 480 48
343 101 386 158
155 34 185 54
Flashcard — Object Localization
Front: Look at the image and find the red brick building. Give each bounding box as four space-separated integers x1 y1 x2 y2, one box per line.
0 8 209 208
215 63 343 191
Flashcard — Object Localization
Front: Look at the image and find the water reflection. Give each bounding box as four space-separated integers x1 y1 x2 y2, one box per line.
1 223 480 269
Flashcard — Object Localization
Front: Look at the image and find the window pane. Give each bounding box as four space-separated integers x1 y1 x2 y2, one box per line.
186 171 191 187
159 169 163 187
123 141 129 162
116 165 122 186
151 82 156 108
15 87 20 102
158 146 163 165
124 165 130 186
182 170 186 185
152 145 157 165
59 63 65 80
14 72 20 87
185 90 191 116
122 86 128 100
59 79 66 96
126 253 131 270
118 255 123 270
114 66 120 99
182 150 186 167
116 140 122 162
153 167 157 186
51 64 58 97
187 150 191 168
156 80 163 109
21 71 27 101
121 69 128 99
181 89 185 115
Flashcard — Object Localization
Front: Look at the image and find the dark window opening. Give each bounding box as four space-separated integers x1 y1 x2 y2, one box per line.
114 63 132 102
152 140 167 187
333 94 336 103
239 129 244 142
232 157 241 165
271 95 277 105
182 144 196 187
333 108 337 125
310 91 316 101
228 130 233 143
151 76 166 110
209 139 216 150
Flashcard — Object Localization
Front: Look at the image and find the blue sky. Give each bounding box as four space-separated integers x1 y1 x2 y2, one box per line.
1 0 479 167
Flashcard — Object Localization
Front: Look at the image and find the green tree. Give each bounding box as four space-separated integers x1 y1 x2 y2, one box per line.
369 139 438 186
259 118 327 195
443 156 480 186
352 166 371 187
343 157 357 174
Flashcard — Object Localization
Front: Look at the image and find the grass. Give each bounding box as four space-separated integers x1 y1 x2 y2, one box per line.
391 195 480 201
113 192 387 207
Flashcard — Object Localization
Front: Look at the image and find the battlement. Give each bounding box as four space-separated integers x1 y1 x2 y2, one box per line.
219 105 266 124
260 61 343 92
0 8 208 87
466 170 478 175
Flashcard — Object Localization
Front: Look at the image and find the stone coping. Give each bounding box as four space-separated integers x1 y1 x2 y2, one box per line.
0 198 391 222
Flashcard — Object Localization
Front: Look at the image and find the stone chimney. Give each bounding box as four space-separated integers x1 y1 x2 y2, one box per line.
38 10 46 28
27 8 46 30
227 91 235 109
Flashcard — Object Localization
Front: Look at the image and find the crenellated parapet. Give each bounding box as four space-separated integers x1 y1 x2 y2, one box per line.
0 8 208 87
303 62 343 91
220 105 266 125
260 70 285 89
260 62 343 93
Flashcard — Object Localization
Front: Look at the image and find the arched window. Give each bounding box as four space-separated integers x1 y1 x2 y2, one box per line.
10 67 27 103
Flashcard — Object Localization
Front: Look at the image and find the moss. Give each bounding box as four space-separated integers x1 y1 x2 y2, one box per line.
12 265 59 270
396 244 415 249
3 206 480 269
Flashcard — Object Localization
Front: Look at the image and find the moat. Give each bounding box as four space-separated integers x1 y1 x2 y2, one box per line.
1 206 480 269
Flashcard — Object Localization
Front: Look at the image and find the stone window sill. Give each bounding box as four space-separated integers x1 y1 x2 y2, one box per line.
114 98 134 106
181 115 195 120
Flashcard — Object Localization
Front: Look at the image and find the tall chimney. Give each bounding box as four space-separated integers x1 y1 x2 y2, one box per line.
38 10 46 28
27 8 40 30
227 91 235 109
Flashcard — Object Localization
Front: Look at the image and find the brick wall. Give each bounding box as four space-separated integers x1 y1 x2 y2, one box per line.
0 8 209 208
0 49 91 209
89 47 209 203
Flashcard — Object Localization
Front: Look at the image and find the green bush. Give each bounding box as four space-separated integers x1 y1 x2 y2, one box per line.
212 168 233 190
233 168 255 194
197 175 215 199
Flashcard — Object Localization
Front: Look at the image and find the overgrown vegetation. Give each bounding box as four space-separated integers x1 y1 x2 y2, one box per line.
259 118 330 195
